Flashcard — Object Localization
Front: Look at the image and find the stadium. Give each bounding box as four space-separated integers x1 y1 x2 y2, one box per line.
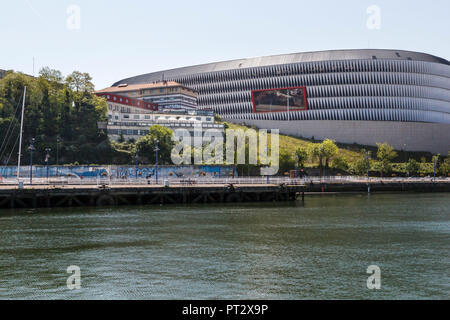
112 49 450 154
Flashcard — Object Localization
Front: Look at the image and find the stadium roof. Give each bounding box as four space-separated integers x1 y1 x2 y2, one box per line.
113 49 450 86
96 81 191 94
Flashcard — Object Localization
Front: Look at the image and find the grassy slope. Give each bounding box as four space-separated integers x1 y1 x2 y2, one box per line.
224 122 362 166
224 122 448 175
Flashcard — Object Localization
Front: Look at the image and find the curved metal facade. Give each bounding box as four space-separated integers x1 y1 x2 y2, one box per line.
113 50 450 124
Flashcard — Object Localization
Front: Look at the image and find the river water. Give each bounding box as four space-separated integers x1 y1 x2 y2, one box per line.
0 193 448 300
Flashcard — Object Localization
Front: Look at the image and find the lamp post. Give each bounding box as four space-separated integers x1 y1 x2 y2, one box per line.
29 138 35 185
155 140 159 184
135 152 139 180
294 154 299 179
266 144 269 184
56 136 60 165
365 151 370 181
403 143 408 177
45 148 51 182
433 156 436 181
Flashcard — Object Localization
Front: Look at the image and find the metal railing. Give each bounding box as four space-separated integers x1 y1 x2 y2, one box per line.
1 175 448 188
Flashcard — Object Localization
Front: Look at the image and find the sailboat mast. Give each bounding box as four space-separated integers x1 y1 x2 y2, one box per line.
17 86 26 182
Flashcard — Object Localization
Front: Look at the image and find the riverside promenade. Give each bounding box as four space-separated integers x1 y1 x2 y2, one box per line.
0 177 449 209
0 181 305 209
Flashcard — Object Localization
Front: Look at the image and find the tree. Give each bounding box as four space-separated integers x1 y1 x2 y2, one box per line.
66 71 95 93
406 159 420 176
308 143 325 176
278 149 295 175
294 146 308 168
0 69 110 165
349 149 369 176
332 155 349 172
439 152 450 176
376 143 397 176
39 67 64 84
136 125 175 165
322 139 338 168
432 154 441 177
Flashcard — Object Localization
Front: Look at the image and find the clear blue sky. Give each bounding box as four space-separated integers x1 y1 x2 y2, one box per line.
1 0 449 89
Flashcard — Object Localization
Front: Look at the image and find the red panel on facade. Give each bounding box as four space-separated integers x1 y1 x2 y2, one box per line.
96 93 158 111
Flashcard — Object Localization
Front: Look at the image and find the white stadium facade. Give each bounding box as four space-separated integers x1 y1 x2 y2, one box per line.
112 49 450 154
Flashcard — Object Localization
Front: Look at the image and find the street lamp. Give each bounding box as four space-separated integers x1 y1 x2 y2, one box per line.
365 151 371 194
45 148 51 182
266 144 270 184
29 138 35 185
403 143 408 177
365 151 370 180
294 154 299 178
56 136 60 165
135 152 139 180
433 156 437 181
155 140 159 184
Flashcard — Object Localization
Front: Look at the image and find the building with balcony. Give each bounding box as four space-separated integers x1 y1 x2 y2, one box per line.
96 81 198 112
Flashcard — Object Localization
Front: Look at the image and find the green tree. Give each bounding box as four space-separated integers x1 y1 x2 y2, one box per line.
294 146 308 168
431 154 441 177
349 150 369 176
406 159 420 176
439 152 450 176
308 143 326 176
279 149 295 175
66 71 95 93
322 139 339 168
376 143 398 176
136 125 175 165
0 69 110 165
332 155 349 172
39 67 64 85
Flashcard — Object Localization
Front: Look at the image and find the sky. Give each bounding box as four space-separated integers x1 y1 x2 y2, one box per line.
1 0 449 90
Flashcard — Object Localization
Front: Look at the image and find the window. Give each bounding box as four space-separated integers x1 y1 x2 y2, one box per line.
123 114 130 119
134 115 140 119
145 115 151 120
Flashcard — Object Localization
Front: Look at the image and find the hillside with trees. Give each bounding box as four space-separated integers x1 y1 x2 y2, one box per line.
1 69 448 177
0 69 127 165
